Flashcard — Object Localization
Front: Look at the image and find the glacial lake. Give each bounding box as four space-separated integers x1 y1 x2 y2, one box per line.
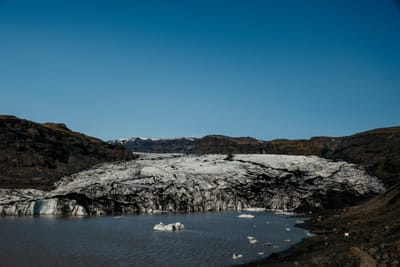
0 212 308 267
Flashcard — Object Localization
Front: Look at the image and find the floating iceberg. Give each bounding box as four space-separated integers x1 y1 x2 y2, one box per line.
232 254 243 259
249 239 258 244
237 214 254 219
153 222 184 231
247 236 258 244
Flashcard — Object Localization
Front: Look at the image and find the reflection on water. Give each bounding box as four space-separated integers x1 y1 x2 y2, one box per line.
0 212 307 267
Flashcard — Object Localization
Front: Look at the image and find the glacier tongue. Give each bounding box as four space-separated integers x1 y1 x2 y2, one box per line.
0 154 385 216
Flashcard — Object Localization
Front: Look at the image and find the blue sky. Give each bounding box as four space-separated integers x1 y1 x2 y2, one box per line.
1 0 399 140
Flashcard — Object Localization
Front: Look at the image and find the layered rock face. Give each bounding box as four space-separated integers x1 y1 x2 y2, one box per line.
0 154 384 216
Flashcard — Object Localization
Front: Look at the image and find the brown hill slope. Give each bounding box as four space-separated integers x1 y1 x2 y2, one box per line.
197 135 266 154
0 115 134 190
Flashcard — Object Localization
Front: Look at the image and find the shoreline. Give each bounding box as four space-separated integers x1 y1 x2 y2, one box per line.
241 183 400 267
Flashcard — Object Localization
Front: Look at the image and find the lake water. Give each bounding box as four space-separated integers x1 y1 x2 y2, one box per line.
0 212 308 267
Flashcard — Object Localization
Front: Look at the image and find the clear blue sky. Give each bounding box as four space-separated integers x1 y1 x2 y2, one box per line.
1 0 399 140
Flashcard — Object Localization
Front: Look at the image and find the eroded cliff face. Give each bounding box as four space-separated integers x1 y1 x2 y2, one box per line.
0 154 384 216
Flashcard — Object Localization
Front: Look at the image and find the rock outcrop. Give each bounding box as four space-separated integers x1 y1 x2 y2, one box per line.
0 115 135 190
0 154 384 216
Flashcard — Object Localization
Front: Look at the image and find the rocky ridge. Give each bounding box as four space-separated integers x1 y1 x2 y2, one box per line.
0 153 384 216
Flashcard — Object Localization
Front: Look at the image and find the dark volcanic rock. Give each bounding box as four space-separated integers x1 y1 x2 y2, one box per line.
324 127 400 187
115 137 198 154
0 115 134 190
197 135 266 154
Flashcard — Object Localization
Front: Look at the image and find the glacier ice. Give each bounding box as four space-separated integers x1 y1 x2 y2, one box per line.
0 153 386 216
153 222 184 231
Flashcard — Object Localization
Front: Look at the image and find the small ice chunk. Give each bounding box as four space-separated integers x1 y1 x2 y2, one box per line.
247 236 258 244
153 222 184 231
237 214 254 219
285 228 291 231
249 239 258 244
304 231 314 237
232 254 243 259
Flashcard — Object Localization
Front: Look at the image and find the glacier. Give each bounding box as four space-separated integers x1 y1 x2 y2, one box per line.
0 153 385 216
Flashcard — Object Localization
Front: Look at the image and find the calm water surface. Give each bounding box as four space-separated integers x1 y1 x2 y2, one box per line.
0 212 308 267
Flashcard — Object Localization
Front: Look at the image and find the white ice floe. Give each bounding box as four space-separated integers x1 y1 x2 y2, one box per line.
153 222 184 231
232 254 243 259
249 239 258 244
238 214 254 219
247 236 258 244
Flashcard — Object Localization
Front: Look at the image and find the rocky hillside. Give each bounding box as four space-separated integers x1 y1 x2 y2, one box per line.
115 137 198 154
247 183 400 267
110 135 266 154
265 127 400 187
0 115 134 190
0 153 384 216
112 127 400 186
